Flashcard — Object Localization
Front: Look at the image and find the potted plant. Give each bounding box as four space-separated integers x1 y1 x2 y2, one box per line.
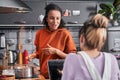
98 0 120 26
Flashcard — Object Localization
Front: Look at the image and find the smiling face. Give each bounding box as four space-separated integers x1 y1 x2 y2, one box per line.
46 10 61 31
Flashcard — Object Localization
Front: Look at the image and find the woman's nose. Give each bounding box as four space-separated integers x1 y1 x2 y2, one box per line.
53 19 57 23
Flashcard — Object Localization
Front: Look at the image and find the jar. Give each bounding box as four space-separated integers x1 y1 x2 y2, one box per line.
0 58 9 75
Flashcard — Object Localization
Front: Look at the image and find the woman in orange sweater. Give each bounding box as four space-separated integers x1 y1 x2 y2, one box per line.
27 3 77 79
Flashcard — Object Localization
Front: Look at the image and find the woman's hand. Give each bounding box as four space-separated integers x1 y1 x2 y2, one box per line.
39 74 45 79
42 44 67 58
42 44 58 55
26 53 37 61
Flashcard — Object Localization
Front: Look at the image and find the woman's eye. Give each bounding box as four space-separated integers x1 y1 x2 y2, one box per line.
57 17 60 20
49 17 54 19
49 16 61 21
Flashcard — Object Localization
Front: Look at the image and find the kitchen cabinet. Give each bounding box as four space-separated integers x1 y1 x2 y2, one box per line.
47 1 97 24
0 0 98 24
107 26 120 52
106 26 120 68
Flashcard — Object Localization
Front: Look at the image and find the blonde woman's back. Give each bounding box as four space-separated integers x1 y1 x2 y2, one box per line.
61 52 120 80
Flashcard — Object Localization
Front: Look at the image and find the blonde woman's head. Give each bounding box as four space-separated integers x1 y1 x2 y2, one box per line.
79 14 109 51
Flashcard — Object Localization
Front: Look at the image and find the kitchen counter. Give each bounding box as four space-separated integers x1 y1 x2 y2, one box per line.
15 78 50 80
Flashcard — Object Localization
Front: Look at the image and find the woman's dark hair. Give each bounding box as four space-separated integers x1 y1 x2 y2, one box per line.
43 3 65 28
79 20 90 37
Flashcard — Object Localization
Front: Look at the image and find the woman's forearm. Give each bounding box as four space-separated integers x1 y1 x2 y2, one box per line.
55 49 67 59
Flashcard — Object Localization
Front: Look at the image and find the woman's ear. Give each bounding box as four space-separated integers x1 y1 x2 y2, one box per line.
80 34 84 43
80 34 85 50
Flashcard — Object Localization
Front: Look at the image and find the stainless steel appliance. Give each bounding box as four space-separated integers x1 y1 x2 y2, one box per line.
6 50 18 65
0 33 6 48
14 64 34 79
5 43 18 65
0 0 31 13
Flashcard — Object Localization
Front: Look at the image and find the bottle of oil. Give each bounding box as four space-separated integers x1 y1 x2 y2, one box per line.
18 43 23 65
18 51 23 65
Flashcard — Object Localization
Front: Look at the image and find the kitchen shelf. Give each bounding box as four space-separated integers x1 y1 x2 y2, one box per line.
0 23 83 27
108 26 120 31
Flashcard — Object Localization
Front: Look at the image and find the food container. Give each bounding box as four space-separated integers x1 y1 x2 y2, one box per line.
14 64 34 79
0 67 15 80
0 58 8 75
0 75 15 80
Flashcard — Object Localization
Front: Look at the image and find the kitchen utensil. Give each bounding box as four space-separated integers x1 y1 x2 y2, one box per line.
18 29 23 65
7 50 18 65
25 29 32 44
0 58 8 75
0 49 6 59
14 64 34 79
6 44 18 65
2 69 15 76
0 33 6 48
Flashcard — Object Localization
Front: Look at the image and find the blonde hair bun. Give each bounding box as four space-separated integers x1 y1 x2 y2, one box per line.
90 14 109 28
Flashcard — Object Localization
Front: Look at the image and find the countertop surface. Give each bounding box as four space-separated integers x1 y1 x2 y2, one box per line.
15 78 50 80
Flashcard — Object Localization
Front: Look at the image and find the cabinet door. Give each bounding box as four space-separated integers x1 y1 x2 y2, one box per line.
47 1 97 24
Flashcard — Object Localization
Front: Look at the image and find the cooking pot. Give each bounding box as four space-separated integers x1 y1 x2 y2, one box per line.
14 64 34 79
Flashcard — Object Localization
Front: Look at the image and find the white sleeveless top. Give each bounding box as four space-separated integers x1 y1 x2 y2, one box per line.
78 51 111 80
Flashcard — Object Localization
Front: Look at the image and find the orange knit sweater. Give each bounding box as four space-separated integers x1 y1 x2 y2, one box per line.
34 28 76 78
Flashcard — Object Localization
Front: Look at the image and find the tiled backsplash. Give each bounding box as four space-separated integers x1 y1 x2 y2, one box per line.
1 26 120 67
0 26 80 65
0 26 80 54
